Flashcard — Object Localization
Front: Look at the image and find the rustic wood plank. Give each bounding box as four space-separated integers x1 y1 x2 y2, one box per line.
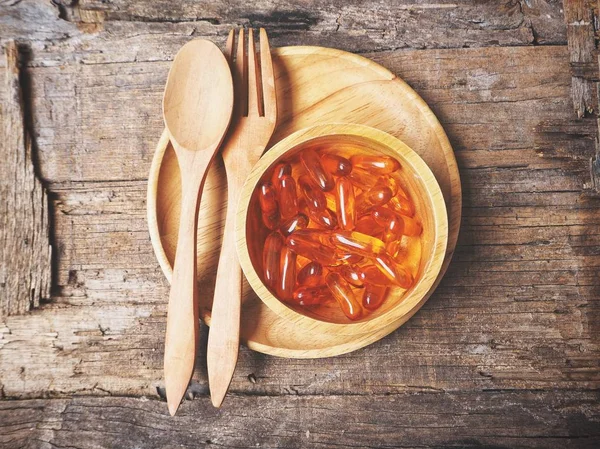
24 45 584 182
0 180 598 398
0 0 566 55
0 42 51 318
1 392 599 449
564 0 598 117
0 45 598 400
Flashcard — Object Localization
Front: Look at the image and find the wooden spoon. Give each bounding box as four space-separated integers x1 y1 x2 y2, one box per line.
162 39 233 416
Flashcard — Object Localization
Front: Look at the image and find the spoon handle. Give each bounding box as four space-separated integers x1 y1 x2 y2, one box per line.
207 171 244 407
164 158 207 416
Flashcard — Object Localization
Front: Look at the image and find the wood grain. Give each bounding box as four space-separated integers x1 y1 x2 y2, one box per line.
564 0 598 118
0 0 566 54
1 391 599 448
1 1 599 443
0 42 51 318
1 45 597 401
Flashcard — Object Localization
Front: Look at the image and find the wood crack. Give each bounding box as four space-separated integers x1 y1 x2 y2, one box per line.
0 41 52 317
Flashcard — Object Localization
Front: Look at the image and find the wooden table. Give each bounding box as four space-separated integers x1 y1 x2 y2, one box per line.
1 1 599 447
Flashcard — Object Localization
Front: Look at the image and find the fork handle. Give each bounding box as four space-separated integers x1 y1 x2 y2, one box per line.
207 172 244 407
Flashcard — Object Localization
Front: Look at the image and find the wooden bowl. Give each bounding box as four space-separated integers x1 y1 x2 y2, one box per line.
236 124 448 336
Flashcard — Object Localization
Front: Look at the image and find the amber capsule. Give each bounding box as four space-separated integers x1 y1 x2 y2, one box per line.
373 254 413 289
290 229 333 247
278 175 299 220
362 284 388 310
333 252 364 265
297 261 324 287
348 167 376 191
286 233 338 266
323 192 337 211
325 272 362 320
293 285 330 306
350 154 401 174
355 185 394 215
335 177 356 231
370 206 404 242
354 215 384 236
263 232 284 290
261 211 280 231
321 153 352 176
329 231 387 258
278 246 297 301
258 181 278 214
298 175 327 211
300 148 334 191
388 195 416 217
280 213 309 237
271 162 292 187
336 264 365 288
360 264 392 286
399 215 422 237
306 207 338 229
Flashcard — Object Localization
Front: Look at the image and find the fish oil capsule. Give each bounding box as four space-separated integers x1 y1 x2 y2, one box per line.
321 153 352 176
355 185 394 215
271 162 292 187
360 264 392 286
329 231 387 258
388 195 415 217
362 284 388 310
399 215 422 237
371 206 404 242
301 148 335 191
375 176 399 196
258 182 280 229
263 232 284 290
323 192 337 212
350 154 400 174
335 177 356 231
262 211 280 231
354 215 384 236
348 167 376 191
290 229 334 247
297 261 324 287
298 175 327 212
278 175 299 220
293 285 330 306
306 207 337 229
286 233 338 266
280 213 309 236
258 181 278 214
333 252 363 265
279 246 297 301
373 254 413 288
336 264 365 288
325 272 362 320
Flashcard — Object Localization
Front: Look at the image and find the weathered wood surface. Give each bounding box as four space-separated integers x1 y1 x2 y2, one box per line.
0 42 51 318
1 0 599 447
1 0 566 53
1 391 599 449
0 44 597 397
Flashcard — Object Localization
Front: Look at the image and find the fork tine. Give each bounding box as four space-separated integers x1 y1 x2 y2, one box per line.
224 29 234 65
259 28 276 120
234 28 246 117
247 28 261 116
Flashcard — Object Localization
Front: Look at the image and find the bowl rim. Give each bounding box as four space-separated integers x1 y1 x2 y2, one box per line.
236 123 448 334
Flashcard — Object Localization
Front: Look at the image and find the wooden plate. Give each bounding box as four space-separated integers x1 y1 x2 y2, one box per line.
147 46 461 358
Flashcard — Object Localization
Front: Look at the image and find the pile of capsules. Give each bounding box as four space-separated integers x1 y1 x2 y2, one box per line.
256 146 422 321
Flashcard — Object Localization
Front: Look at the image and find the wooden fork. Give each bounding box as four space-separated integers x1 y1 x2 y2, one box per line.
206 28 277 407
